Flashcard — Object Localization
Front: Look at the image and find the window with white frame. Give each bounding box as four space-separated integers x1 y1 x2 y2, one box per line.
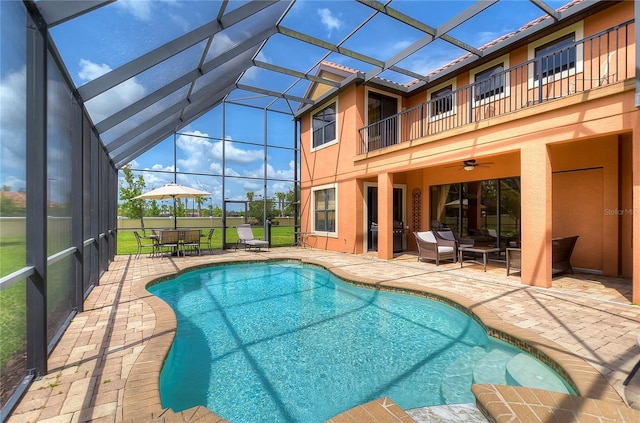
312 102 336 149
430 85 454 118
312 185 336 234
527 22 583 88
534 33 576 80
474 64 505 102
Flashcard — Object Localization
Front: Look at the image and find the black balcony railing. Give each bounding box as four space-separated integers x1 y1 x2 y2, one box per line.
358 20 633 154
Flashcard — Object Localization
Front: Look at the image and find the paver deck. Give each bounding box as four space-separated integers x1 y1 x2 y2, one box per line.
6 247 640 422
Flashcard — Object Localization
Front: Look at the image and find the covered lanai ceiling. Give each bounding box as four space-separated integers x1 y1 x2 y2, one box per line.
30 0 610 168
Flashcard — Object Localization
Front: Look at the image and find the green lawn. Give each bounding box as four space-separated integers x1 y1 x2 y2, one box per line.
0 238 27 372
117 226 296 255
0 237 26 277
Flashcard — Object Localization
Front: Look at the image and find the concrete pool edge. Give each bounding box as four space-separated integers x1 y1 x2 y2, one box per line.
122 257 633 423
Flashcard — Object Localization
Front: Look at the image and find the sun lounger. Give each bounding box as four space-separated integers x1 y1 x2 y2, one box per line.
236 224 269 251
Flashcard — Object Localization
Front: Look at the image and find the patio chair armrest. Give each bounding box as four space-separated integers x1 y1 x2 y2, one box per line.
437 238 456 248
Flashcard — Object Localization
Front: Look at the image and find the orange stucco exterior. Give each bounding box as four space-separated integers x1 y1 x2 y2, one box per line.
298 1 640 303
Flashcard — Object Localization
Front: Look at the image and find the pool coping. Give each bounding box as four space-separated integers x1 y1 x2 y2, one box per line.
122 257 631 422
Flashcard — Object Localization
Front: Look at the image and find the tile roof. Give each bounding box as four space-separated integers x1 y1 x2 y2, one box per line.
320 0 584 90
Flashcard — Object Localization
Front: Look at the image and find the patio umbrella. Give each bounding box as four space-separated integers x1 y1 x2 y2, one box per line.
134 183 211 229
445 199 486 208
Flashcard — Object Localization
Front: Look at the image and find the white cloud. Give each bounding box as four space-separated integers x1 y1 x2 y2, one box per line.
115 0 182 22
207 32 235 58
241 50 271 83
175 131 264 177
78 59 111 81
122 129 294 202
317 8 343 37
0 66 27 189
115 0 153 21
79 59 147 124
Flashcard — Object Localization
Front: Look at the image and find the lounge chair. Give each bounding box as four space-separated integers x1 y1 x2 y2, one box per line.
236 224 269 251
413 231 456 265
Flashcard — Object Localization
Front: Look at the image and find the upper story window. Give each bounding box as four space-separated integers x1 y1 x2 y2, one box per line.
430 85 453 117
312 102 336 149
474 64 505 102
535 33 576 80
528 22 583 88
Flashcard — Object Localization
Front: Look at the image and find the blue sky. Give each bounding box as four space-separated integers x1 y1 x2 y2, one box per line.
1 0 573 208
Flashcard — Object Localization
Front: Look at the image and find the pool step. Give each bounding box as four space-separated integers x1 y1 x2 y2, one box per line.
505 353 570 394
405 404 489 423
472 349 514 386
440 347 486 404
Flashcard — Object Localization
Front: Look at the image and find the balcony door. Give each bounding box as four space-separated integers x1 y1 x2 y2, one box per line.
367 91 398 149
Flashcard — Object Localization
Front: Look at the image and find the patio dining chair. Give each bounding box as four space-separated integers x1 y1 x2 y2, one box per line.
181 229 201 256
158 230 180 258
134 231 157 258
202 228 214 254
236 224 269 252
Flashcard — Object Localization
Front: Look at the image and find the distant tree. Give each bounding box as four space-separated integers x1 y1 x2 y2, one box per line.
176 199 186 217
212 205 222 217
246 192 277 224
0 195 18 217
147 200 161 217
284 187 298 217
119 164 147 234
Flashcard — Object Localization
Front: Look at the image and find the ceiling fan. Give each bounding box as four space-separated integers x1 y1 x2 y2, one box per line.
447 159 494 171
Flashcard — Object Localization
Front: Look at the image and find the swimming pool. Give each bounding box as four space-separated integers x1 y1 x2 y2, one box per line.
148 261 574 422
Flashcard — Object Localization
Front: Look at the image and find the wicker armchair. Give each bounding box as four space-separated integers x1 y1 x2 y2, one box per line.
435 230 475 248
552 235 579 275
413 231 456 265
506 235 579 276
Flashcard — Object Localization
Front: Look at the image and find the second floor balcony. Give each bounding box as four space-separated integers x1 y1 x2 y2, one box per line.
358 20 634 155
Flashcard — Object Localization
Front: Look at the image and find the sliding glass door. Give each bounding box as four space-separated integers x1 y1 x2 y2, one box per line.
430 177 520 252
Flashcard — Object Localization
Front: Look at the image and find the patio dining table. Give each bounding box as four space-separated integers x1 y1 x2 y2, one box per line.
152 229 202 257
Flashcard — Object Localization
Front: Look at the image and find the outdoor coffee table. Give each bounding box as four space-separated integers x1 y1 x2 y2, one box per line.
458 246 501 272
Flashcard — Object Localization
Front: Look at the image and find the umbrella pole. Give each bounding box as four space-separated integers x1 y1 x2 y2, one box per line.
173 196 177 229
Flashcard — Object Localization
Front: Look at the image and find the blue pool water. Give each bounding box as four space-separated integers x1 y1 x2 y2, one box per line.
149 261 574 423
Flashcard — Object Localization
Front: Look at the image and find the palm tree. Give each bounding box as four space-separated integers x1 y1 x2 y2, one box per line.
276 192 286 217
195 196 208 216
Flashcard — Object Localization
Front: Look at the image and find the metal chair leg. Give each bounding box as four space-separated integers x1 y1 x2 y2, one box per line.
623 359 640 386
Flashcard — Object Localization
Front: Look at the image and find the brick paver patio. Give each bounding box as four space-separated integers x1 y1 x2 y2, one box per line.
6 247 640 422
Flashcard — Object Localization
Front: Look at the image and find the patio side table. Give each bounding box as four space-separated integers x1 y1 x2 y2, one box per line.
458 246 501 272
